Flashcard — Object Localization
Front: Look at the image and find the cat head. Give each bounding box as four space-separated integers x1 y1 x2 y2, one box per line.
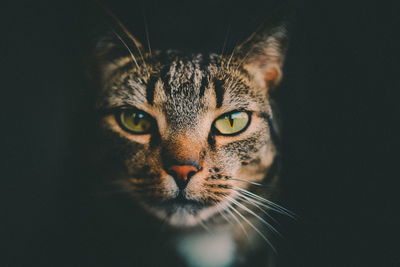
89 20 288 227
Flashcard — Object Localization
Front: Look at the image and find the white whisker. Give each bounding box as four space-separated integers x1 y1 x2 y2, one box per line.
112 30 140 69
225 197 277 253
234 48 252 72
234 187 298 219
225 195 282 238
101 5 150 76
198 219 212 233
228 177 263 186
142 10 152 56
225 205 249 238
134 44 150 77
235 193 280 226
215 202 233 226
235 191 290 217
226 45 237 69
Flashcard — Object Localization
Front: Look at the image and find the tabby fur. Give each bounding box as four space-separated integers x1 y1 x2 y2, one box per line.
88 18 288 267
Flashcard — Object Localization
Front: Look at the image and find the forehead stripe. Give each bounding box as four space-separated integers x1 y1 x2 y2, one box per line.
145 75 158 105
213 78 225 108
199 76 208 98
198 55 211 98
160 65 172 95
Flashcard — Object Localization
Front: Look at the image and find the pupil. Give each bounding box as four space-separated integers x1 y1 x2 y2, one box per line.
133 113 141 125
227 115 235 127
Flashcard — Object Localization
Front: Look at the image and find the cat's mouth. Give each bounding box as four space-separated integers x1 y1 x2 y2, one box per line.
144 192 213 226
160 192 206 211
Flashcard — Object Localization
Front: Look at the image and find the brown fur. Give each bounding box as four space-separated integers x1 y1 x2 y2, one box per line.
89 20 288 264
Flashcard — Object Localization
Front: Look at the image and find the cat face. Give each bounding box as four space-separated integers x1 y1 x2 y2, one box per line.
91 25 287 227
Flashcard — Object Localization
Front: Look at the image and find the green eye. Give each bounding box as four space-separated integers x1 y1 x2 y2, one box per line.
117 110 153 134
214 111 250 135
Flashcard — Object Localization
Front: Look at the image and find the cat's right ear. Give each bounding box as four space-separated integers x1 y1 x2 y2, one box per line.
86 9 145 87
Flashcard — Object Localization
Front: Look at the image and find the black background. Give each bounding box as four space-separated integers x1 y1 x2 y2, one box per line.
2 0 399 266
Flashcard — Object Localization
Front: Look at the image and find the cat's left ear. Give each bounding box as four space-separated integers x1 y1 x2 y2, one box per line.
238 22 288 90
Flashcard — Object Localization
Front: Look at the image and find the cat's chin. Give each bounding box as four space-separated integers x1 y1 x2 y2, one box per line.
142 196 220 227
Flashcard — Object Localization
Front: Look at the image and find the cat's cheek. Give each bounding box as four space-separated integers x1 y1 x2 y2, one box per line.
104 115 151 145
236 143 275 182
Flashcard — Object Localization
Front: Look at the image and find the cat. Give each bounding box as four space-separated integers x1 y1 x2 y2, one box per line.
86 13 291 267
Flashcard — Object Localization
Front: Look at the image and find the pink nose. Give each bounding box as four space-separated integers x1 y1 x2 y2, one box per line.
167 165 199 190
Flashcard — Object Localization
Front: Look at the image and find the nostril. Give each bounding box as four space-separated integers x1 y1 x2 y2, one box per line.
167 165 199 190
187 171 196 179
